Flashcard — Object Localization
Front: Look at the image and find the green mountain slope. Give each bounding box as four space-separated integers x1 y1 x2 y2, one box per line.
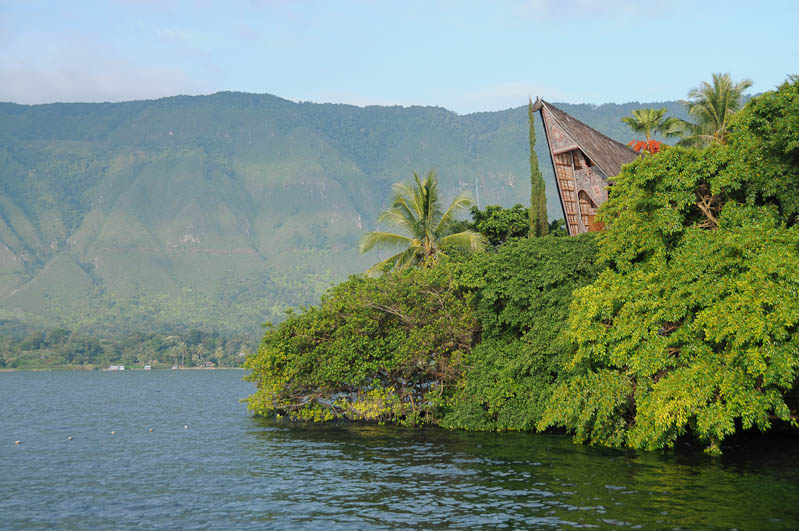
0 92 687 336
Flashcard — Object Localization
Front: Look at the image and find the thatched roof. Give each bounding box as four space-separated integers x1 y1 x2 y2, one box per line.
531 99 638 178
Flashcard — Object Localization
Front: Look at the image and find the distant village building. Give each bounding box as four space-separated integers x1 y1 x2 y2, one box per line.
532 99 639 236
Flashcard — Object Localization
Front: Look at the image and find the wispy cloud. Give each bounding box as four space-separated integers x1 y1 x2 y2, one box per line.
0 62 205 104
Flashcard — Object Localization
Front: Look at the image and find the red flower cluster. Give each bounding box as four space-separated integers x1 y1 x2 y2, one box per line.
627 139 662 154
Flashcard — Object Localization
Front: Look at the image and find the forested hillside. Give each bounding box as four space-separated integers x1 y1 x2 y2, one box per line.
0 92 686 337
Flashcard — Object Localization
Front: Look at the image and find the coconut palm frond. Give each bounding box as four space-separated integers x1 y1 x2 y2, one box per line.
361 169 485 273
674 119 712 147
436 191 474 234
392 181 423 218
377 207 418 234
390 181 415 201
681 73 753 146
391 174 437 238
440 230 488 252
621 107 682 142
621 114 648 138
393 247 421 272
412 171 431 218
658 116 684 139
359 231 414 254
419 170 443 241
365 248 419 276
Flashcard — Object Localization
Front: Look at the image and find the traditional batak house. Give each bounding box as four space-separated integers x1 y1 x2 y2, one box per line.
531 98 639 235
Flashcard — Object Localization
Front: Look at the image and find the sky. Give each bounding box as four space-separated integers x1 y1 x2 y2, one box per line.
1 0 797 114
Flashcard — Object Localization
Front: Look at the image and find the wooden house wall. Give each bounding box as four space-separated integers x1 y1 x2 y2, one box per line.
553 151 579 235
541 107 611 236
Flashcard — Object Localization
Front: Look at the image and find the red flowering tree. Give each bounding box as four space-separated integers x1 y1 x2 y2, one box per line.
628 139 663 154
622 107 680 155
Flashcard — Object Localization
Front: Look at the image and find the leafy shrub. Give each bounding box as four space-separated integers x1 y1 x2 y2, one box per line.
540 77 799 454
245 264 477 425
442 235 599 430
468 204 530 247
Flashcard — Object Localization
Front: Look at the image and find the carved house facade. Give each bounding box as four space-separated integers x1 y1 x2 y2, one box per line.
532 99 639 236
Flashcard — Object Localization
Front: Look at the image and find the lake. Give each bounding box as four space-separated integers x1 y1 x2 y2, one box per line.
2 370 798 529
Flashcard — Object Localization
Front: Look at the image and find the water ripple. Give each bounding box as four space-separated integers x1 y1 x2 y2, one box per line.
2 371 799 529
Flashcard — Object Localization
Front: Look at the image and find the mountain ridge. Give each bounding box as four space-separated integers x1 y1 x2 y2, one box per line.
0 91 688 336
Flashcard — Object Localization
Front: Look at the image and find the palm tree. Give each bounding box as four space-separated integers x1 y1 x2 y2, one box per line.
621 107 682 142
360 170 486 273
678 73 753 147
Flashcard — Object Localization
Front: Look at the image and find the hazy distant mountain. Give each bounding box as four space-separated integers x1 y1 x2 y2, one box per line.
0 92 687 335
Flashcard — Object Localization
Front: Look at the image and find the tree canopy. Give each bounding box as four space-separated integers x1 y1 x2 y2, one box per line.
442 234 599 431
679 72 753 147
246 75 799 456
244 264 477 425
528 99 548 236
359 170 486 273
469 204 530 247
539 76 799 454
621 107 682 143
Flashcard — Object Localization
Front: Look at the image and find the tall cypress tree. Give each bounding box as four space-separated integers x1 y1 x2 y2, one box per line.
528 98 548 236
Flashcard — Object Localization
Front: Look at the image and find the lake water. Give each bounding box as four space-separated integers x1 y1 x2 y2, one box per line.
2 370 798 529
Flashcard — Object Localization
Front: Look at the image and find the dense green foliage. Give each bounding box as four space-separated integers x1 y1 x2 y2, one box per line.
725 75 799 224
539 77 799 454
359 170 485 272
246 77 799 455
468 204 530 246
679 73 753 147
441 235 599 430
452 204 566 245
528 100 548 236
0 93 686 338
245 234 598 427
245 265 477 424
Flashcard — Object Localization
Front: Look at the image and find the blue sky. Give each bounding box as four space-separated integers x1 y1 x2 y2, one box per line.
1 0 797 113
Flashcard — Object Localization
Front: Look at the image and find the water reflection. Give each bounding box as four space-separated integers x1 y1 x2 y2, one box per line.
244 418 799 529
2 371 798 529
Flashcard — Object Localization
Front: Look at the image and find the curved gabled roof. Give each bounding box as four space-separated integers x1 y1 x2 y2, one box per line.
532 98 639 178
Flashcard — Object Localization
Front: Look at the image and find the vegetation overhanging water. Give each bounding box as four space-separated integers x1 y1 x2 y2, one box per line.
246 75 799 456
